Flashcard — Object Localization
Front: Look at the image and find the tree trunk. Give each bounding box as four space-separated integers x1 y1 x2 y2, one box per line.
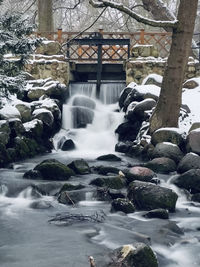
149 0 198 133
38 0 54 34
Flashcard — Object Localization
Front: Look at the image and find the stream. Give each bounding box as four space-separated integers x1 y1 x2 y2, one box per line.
0 82 200 267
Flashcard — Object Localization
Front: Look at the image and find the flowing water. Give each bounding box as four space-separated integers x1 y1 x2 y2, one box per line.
0 82 200 267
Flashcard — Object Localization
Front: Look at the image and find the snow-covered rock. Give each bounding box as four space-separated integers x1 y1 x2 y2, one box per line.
0 105 21 120
33 108 54 128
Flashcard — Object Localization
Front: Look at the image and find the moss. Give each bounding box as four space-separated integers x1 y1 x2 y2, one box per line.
34 159 75 180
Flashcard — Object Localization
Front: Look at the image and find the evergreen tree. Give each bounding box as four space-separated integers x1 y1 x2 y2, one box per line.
0 0 40 99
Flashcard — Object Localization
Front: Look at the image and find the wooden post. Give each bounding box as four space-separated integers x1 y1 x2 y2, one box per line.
140 29 145 44
57 28 62 43
96 43 102 98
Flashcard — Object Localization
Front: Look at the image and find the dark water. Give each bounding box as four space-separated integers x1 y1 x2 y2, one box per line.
0 152 200 267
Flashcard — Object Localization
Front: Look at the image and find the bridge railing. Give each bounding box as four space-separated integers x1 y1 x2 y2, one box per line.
37 29 172 59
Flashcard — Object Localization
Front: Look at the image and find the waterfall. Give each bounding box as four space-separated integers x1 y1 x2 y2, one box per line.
57 82 125 157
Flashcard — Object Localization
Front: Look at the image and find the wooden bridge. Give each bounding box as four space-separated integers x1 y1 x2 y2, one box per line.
38 29 172 60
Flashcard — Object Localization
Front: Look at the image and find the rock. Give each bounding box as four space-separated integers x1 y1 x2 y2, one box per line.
186 128 200 155
151 128 184 147
144 157 177 174
23 119 43 140
143 74 162 87
144 209 169 219
58 189 86 205
0 143 11 167
0 131 10 146
189 122 200 132
107 243 158 267
30 200 52 209
95 187 112 201
0 120 11 134
128 181 178 212
183 79 199 89
32 108 54 129
71 106 94 128
119 87 134 109
27 88 46 100
94 165 120 175
173 169 200 194
177 152 200 173
72 95 96 110
23 169 43 180
13 137 30 159
67 159 90 175
8 118 25 138
15 104 32 122
126 166 155 183
115 141 132 153
126 98 156 121
36 41 61 55
191 193 200 202
115 121 141 141
58 183 85 193
96 154 121 161
90 176 126 190
34 159 74 180
108 189 126 199
152 142 184 163
111 198 135 214
61 139 75 151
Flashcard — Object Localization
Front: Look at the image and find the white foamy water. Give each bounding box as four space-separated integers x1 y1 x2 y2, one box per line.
55 82 125 157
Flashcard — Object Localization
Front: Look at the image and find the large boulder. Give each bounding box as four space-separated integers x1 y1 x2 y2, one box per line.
115 121 141 141
23 119 43 140
151 128 184 147
177 152 200 173
126 166 155 183
119 86 134 109
186 128 200 155
34 159 74 180
58 189 86 205
126 99 156 122
152 142 184 163
142 74 162 87
90 176 126 190
32 108 54 129
144 157 177 174
111 198 135 214
0 120 10 145
67 159 90 175
128 181 178 212
13 137 31 159
172 169 200 194
93 165 120 175
0 143 11 167
107 243 158 267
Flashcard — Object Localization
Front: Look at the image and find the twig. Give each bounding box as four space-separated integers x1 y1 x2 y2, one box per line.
62 7 107 48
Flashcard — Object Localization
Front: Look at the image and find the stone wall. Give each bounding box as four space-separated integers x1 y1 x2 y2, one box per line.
126 45 200 84
25 41 74 85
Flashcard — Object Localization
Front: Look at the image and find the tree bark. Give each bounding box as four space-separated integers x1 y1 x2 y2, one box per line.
149 0 198 133
38 0 54 34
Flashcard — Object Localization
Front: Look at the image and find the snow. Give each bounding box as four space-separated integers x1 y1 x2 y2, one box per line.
0 105 21 119
142 74 163 85
155 127 184 135
162 142 179 147
134 84 161 97
23 119 42 131
32 108 52 116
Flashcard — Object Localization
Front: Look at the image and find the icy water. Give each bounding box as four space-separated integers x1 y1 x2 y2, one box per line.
0 82 200 267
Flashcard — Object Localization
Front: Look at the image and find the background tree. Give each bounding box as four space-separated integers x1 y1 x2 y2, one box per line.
0 0 40 101
38 0 54 34
89 0 198 133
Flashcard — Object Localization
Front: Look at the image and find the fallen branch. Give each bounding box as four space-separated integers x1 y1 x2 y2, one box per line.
48 211 106 225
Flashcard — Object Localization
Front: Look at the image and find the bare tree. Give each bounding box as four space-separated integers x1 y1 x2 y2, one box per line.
89 0 198 133
38 0 54 34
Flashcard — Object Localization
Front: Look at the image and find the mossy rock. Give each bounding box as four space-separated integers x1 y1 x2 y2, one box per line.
90 176 126 189
34 159 75 180
67 159 90 175
59 183 85 193
111 198 135 214
0 142 11 167
13 137 30 159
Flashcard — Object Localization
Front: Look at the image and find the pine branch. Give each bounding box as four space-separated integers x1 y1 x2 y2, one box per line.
89 0 178 28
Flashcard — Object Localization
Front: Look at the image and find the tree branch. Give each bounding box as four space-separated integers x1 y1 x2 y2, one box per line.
62 7 107 48
23 0 37 14
89 0 178 28
53 0 81 11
